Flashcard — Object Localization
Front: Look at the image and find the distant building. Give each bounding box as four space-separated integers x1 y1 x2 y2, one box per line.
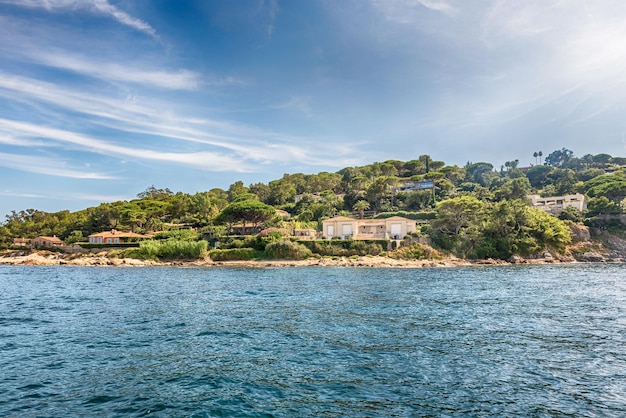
293 228 319 240
32 236 64 248
528 193 587 215
393 181 435 193
322 216 416 240
12 238 30 247
88 230 148 244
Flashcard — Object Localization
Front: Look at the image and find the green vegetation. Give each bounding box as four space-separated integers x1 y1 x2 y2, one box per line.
264 240 313 260
2 149 626 261
133 239 208 261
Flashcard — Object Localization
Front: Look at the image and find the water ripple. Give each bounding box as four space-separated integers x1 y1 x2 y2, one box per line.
0 264 625 416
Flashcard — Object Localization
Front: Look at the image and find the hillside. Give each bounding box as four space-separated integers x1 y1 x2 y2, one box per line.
2 148 626 261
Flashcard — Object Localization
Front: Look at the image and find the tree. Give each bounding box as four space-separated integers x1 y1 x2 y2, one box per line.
215 199 275 235
545 148 574 167
353 200 370 219
228 181 249 202
526 165 554 189
267 178 296 206
433 196 484 236
137 185 173 200
465 162 495 186
493 177 531 201
477 200 571 258
249 182 271 203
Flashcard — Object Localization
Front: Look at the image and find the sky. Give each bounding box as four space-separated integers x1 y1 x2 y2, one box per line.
2 0 626 218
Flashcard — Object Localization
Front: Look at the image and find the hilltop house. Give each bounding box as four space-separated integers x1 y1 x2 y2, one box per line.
322 216 416 240
32 236 64 248
528 193 587 215
88 229 148 244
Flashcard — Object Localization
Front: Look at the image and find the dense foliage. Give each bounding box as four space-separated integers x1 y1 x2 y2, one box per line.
2 149 626 260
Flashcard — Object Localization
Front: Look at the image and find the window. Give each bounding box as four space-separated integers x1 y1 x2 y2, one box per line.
342 224 352 236
327 225 334 236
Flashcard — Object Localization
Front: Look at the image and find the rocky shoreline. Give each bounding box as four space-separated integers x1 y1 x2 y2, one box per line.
1 249 623 268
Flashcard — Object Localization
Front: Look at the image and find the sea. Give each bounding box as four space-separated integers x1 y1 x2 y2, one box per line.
1 264 625 417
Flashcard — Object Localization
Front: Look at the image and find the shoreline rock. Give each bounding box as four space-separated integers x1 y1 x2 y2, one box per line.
2 250 623 268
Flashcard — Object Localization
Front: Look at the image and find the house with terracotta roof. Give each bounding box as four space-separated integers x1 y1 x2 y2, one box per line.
32 236 64 248
322 216 416 240
12 238 30 247
88 229 148 244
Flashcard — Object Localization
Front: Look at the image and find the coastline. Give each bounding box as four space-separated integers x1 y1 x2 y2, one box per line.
1 250 614 268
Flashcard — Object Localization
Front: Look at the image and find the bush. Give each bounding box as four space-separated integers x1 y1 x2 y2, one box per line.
389 243 441 260
136 239 208 260
208 247 260 261
264 240 312 260
300 240 385 257
153 229 199 240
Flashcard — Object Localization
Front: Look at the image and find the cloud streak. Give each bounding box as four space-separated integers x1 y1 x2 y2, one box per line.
2 0 158 37
0 151 117 179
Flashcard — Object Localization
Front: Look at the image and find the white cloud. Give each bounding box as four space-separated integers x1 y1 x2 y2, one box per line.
0 151 118 179
91 0 157 38
1 0 158 37
370 0 457 23
0 73 363 169
0 189 131 202
24 51 202 90
0 118 254 172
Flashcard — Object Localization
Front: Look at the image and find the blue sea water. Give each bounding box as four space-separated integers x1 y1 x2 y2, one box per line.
0 264 625 417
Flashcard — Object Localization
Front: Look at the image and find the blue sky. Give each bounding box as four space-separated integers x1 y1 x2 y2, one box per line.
2 0 626 218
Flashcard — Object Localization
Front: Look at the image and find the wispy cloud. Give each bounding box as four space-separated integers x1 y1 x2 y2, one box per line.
370 0 457 23
13 50 202 90
0 73 362 169
0 118 251 172
0 190 131 203
91 0 157 38
1 0 158 38
259 0 279 39
0 151 118 179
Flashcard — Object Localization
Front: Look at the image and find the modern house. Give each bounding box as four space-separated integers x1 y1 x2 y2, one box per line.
88 229 148 244
528 193 587 215
392 181 435 193
32 236 64 248
322 216 416 240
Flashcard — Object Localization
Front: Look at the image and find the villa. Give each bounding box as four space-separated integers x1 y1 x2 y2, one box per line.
528 194 587 215
32 236 64 248
12 238 30 247
88 229 148 244
322 216 416 240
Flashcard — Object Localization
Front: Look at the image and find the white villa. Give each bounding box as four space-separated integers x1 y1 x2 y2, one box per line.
322 216 416 240
528 193 587 215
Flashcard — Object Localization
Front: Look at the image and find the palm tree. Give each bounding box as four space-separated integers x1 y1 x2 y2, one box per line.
353 200 370 219
533 151 538 165
538 151 543 165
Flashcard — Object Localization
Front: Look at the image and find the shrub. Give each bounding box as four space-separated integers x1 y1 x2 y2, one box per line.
389 243 442 260
153 229 199 240
300 240 385 257
136 239 208 260
264 240 312 260
208 247 259 261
